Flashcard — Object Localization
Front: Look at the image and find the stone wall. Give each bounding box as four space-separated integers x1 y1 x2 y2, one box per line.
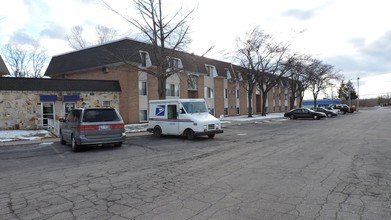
0 90 120 130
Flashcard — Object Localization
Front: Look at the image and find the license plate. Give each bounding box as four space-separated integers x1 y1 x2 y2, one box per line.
99 125 110 130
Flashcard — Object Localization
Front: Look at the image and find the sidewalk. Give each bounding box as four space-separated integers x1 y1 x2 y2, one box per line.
0 113 285 146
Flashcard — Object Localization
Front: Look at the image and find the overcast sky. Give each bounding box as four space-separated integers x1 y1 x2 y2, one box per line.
1 0 391 99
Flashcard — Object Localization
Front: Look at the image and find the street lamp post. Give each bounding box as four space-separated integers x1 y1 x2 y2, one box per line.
357 77 360 112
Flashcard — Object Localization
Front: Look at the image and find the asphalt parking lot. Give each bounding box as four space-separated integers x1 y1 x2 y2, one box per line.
1 108 391 220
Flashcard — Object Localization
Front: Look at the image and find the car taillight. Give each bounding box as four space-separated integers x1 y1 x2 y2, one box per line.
110 124 125 129
79 125 99 131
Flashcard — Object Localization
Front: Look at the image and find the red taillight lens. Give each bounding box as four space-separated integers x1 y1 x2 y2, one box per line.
79 125 99 131
110 124 125 129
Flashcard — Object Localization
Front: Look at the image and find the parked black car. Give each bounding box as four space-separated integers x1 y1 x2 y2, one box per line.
284 108 327 120
310 107 338 117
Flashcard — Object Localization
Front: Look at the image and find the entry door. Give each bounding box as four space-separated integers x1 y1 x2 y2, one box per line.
165 104 179 134
42 102 55 126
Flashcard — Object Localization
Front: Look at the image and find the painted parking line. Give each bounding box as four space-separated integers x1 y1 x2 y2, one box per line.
49 145 65 158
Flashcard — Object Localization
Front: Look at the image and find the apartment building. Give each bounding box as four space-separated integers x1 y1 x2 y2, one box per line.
45 38 298 124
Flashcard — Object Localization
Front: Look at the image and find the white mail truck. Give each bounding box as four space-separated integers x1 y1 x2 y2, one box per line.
147 99 223 139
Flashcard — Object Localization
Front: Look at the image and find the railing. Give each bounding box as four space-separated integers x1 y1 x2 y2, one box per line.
37 118 60 136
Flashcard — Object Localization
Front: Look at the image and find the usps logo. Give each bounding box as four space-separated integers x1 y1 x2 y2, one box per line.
155 105 165 116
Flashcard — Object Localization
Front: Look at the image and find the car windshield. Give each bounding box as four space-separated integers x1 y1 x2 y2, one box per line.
82 109 121 122
181 101 208 113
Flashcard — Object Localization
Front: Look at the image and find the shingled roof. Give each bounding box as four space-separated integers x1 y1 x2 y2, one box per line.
0 55 10 76
45 38 234 78
0 77 121 92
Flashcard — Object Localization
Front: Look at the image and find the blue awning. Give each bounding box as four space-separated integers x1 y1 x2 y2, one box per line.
40 95 57 101
64 95 80 101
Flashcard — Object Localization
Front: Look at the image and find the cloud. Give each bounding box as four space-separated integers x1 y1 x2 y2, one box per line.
361 30 391 61
9 29 38 45
282 9 317 20
39 23 68 39
281 2 331 20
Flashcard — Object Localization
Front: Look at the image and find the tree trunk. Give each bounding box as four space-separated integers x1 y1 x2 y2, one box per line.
247 89 253 117
261 91 268 116
157 77 167 99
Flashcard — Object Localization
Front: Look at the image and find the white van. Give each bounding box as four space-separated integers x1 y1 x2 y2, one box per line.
147 99 223 139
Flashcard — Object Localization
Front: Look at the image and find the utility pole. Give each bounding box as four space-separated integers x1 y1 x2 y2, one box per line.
357 77 360 112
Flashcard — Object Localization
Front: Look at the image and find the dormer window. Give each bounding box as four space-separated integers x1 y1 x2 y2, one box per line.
225 68 231 79
205 65 217 77
139 51 151 67
236 71 243 81
167 57 183 69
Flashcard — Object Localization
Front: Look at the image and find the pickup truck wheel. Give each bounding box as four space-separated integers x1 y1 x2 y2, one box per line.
71 135 81 152
153 126 162 137
186 129 195 140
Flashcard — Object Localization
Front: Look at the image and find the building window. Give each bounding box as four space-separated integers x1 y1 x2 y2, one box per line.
236 89 240 99
209 108 215 116
103 101 111 107
139 110 148 122
205 87 214 98
236 107 240 115
224 108 228 116
224 89 228 99
139 51 151 67
139 81 147 96
205 65 217 77
166 84 179 97
225 68 231 79
64 102 75 118
188 75 198 90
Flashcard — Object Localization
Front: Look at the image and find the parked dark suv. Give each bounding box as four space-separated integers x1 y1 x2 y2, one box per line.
60 107 126 152
329 104 350 114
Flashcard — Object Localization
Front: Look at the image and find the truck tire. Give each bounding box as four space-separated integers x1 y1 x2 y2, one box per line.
153 126 162 137
186 129 195 140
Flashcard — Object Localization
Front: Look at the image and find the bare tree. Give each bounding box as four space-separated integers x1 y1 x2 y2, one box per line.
96 25 118 45
236 27 292 116
66 26 88 50
286 54 313 109
102 0 194 99
66 25 118 50
308 59 340 107
31 46 48 78
235 29 266 117
1 43 48 78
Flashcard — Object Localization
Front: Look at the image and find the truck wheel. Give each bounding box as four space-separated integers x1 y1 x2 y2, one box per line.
153 126 162 137
208 134 215 139
186 129 195 140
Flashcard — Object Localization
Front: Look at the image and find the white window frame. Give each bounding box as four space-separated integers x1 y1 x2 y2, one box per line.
139 51 151 68
139 81 148 96
139 109 148 122
205 65 217 77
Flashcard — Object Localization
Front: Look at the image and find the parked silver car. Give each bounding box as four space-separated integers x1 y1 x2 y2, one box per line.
60 107 126 152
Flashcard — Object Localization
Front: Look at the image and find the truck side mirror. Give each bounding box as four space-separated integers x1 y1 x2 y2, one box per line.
180 108 185 114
